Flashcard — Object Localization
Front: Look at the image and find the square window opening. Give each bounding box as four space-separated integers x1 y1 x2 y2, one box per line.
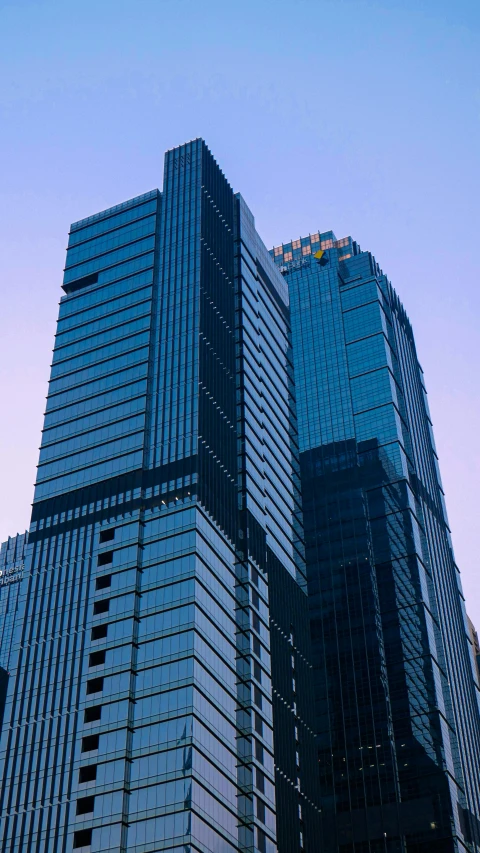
73 829 92 849
76 796 95 816
99 528 115 543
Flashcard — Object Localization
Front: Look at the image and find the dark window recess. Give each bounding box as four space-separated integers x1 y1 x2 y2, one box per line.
252 589 260 610
252 566 259 587
255 712 263 735
257 827 267 853
253 636 261 658
91 624 108 641
254 660 262 683
256 768 265 793
97 551 113 566
73 829 92 848
86 677 104 695
256 797 266 823
99 528 115 543
76 796 95 816
252 612 260 633
63 272 98 295
89 650 106 667
255 739 264 763
79 765 97 783
93 600 110 615
95 574 111 591
254 685 263 709
84 706 102 724
81 734 99 753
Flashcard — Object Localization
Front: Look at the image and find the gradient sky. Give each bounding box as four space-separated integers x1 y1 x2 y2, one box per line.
1 0 479 621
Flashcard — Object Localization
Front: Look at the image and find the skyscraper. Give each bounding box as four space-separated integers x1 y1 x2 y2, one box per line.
0 141 320 852
467 618 480 684
0 533 27 733
0 533 27 671
271 233 480 852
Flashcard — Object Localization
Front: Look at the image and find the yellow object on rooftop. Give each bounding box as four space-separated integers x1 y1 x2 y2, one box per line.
314 249 324 260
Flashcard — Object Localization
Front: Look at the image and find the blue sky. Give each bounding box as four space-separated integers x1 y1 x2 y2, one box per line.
1 0 479 620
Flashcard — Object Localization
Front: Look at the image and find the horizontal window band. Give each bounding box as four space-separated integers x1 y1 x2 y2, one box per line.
62 272 98 294
30 457 200 537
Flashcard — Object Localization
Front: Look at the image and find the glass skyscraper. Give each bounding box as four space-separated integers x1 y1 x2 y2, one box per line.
0 533 27 733
271 233 480 852
467 618 480 684
0 141 320 852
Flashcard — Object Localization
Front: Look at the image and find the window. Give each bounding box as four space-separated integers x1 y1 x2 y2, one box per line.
284 251 293 262
99 528 115 543
253 636 261 657
257 828 266 853
256 768 265 793
89 650 106 667
300 829 304 849
84 706 102 724
296 750 300 768
254 686 263 709
292 677 296 694
298 803 302 820
256 797 265 823
73 829 92 848
292 239 301 250
79 765 97 783
76 796 95 815
95 574 111 591
302 245 311 256
254 660 262 683
86 677 104 695
97 551 113 567
273 246 283 256
91 624 108 641
251 588 259 609
252 612 260 633
81 734 99 753
291 654 295 670
255 712 263 735
255 739 264 763
93 600 110 615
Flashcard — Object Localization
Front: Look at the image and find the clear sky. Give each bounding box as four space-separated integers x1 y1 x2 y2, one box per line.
0 0 479 622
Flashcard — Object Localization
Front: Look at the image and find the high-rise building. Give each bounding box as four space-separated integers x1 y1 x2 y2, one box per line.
467 617 480 684
0 533 28 671
271 233 480 852
0 141 320 852
0 533 28 733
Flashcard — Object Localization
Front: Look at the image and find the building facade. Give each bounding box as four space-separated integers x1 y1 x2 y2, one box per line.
467 618 480 684
0 141 319 853
0 533 28 734
271 233 480 853
0 533 28 673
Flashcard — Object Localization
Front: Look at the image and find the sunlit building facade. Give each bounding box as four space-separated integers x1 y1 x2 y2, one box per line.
0 141 320 852
271 233 480 852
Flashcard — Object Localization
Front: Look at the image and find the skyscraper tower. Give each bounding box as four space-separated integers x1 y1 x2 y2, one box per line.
0 141 320 852
0 533 27 733
271 233 480 853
